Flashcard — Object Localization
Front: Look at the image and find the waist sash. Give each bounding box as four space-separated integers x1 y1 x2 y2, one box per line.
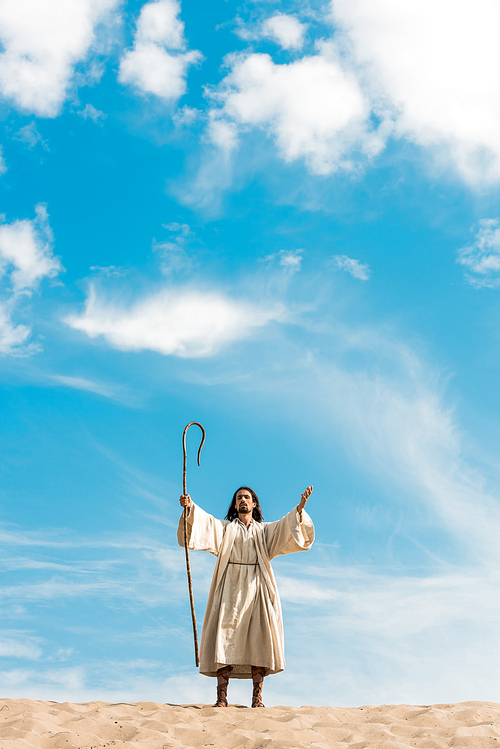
228 561 258 565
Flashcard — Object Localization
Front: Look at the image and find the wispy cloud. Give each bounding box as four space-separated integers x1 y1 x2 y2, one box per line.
0 146 7 176
153 222 194 276
313 360 500 561
0 528 195 607
0 579 132 602
77 103 107 124
14 121 49 150
0 665 86 697
457 218 500 288
172 134 236 215
50 374 125 401
0 631 42 660
90 265 127 277
329 254 370 280
274 555 500 705
0 663 216 703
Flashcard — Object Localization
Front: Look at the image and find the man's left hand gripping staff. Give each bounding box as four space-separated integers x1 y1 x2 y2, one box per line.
297 485 313 514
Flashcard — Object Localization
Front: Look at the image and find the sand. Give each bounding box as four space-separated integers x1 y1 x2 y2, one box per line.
0 698 499 748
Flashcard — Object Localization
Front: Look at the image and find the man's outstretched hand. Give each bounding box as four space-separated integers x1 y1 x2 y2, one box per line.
180 493 193 509
297 485 313 513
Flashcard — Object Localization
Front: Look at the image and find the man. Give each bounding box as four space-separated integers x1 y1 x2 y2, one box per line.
178 485 314 708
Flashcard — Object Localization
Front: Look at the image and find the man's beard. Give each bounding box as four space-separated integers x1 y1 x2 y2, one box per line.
238 504 251 514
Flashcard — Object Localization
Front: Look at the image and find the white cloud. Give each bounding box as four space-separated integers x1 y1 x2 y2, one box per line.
207 113 239 153
65 285 286 357
0 302 33 355
330 254 370 280
0 0 120 117
210 44 385 175
203 1 500 186
119 45 199 100
172 104 199 128
331 0 500 185
457 218 500 288
132 0 184 48
261 13 306 50
262 249 303 275
0 204 61 291
118 0 201 102
0 204 63 355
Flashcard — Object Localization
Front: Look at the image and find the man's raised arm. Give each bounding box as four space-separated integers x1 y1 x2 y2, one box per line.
297 485 313 519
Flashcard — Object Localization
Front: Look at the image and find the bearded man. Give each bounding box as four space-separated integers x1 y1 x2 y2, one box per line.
178 485 314 708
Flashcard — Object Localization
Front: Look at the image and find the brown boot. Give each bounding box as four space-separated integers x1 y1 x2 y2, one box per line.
214 666 232 707
251 666 266 708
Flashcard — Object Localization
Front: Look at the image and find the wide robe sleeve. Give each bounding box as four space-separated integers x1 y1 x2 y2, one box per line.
263 506 314 560
177 503 225 556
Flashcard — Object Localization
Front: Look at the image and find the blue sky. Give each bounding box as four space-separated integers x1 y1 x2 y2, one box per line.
2 0 500 707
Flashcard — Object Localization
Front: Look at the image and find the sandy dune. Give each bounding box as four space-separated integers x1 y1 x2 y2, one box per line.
0 698 499 748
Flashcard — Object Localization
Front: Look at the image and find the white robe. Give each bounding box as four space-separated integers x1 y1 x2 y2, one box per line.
177 503 314 679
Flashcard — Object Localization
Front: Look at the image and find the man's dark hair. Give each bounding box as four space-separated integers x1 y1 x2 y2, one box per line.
225 486 264 523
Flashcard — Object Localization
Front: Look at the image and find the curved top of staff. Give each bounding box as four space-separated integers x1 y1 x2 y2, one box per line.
182 421 206 467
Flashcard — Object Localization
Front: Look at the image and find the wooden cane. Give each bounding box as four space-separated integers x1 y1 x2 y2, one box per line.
182 422 205 668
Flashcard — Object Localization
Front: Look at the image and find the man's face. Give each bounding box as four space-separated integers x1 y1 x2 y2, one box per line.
235 490 256 515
